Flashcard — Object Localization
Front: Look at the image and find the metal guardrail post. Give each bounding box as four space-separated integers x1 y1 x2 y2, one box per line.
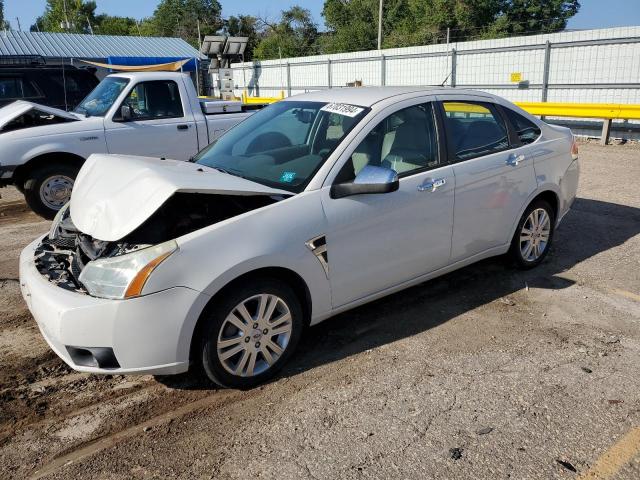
542 41 551 102
451 49 457 88
286 62 291 97
601 119 612 146
327 59 332 89
381 54 386 86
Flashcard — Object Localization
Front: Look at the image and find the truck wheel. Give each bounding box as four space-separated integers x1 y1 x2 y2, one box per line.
23 163 79 219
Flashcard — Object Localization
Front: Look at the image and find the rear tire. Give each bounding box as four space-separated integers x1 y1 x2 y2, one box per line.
200 278 304 389
509 199 556 269
23 163 79 219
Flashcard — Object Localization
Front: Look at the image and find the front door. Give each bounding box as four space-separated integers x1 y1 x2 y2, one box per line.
321 101 455 307
440 99 538 262
105 79 198 160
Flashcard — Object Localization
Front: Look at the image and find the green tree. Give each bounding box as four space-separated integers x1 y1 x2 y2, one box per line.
223 15 260 60
0 0 8 30
321 0 580 52
483 0 581 38
95 14 138 36
31 0 98 34
147 0 223 46
254 6 319 60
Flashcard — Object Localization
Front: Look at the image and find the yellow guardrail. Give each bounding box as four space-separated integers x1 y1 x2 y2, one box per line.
514 102 640 120
241 90 285 105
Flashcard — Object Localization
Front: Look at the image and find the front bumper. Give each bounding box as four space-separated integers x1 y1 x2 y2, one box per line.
0 164 15 186
19 235 209 375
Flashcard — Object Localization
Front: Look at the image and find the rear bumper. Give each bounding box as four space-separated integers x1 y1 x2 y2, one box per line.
19 235 209 375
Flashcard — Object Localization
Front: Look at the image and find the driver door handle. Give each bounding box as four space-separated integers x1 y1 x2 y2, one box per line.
506 153 525 166
177 124 189 130
418 178 446 192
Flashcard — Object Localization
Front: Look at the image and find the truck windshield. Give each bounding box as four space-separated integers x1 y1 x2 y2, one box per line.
194 100 369 193
74 77 129 117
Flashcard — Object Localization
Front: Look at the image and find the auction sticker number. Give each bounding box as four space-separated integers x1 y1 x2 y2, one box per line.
320 103 365 117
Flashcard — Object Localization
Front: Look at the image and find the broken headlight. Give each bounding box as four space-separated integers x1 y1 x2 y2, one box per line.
78 240 177 299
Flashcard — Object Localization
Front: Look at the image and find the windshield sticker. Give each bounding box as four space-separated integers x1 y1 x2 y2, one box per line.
320 103 365 118
280 171 297 183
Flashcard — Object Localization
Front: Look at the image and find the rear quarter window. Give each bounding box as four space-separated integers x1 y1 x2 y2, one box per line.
503 108 541 145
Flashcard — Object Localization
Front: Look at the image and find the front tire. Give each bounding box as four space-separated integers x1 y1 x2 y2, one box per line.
23 163 79 219
509 199 556 269
200 278 304 389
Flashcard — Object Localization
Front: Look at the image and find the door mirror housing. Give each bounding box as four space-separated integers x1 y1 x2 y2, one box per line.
116 105 132 122
330 165 399 199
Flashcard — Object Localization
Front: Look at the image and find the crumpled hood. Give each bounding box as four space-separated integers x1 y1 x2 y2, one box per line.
0 100 80 129
70 154 293 242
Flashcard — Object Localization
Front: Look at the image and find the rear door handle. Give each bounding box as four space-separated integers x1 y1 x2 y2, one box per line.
177 124 189 130
506 153 525 166
418 177 446 192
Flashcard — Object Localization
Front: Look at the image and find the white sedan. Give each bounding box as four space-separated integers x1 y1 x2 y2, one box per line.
20 87 579 388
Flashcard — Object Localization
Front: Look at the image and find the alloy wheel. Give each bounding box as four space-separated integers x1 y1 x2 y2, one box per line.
216 294 293 377
519 208 551 262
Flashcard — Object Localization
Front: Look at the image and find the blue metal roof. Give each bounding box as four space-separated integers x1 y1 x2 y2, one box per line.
0 31 205 60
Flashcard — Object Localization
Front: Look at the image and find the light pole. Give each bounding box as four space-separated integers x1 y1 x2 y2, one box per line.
377 0 383 50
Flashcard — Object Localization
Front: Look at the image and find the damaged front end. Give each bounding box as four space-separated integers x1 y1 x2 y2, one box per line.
35 192 280 295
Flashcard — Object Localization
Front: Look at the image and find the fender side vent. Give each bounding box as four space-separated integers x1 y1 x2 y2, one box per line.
306 235 328 277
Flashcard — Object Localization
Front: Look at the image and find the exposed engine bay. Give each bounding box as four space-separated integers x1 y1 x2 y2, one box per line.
35 192 280 293
1 109 77 133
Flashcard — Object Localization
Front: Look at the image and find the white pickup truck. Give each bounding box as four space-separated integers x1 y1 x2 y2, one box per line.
0 71 262 218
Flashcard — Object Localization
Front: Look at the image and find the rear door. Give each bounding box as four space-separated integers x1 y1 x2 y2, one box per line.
438 96 537 262
104 79 198 160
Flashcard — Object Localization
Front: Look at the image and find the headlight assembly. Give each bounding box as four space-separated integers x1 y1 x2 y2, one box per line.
79 240 178 299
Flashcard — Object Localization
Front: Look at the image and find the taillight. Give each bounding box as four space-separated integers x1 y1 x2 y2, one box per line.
571 136 579 160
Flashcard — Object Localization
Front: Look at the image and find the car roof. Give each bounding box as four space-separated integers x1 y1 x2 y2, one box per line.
282 86 496 107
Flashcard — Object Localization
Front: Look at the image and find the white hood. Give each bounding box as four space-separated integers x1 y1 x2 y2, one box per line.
0 100 80 129
70 154 293 242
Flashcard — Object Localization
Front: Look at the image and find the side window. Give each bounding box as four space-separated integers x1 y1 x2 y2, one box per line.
335 103 439 183
122 81 184 120
0 77 20 99
503 108 541 145
443 101 509 161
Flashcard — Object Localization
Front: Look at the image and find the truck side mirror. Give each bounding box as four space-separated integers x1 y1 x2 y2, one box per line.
118 105 132 122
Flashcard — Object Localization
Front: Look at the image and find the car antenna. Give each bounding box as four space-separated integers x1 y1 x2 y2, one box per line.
440 71 452 87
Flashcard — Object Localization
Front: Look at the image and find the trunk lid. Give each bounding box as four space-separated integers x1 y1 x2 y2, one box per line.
70 154 293 241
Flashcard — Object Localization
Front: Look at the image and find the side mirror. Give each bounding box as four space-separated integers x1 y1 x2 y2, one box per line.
117 105 132 122
330 165 399 199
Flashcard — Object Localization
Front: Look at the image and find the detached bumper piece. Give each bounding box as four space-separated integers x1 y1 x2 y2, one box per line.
66 346 120 369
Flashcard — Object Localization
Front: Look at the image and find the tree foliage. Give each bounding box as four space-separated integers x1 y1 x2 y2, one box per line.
322 0 581 52
253 7 319 60
0 0 8 30
144 0 223 47
223 15 260 61
31 0 98 33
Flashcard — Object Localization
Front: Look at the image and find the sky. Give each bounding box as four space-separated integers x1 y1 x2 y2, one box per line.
4 0 640 33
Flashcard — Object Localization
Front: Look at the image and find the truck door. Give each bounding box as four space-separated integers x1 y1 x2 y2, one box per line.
104 79 199 160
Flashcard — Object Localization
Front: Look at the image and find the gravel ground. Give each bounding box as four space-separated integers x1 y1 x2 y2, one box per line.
0 142 639 479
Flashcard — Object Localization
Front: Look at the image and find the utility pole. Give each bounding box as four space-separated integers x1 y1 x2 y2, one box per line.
15 17 21 31
86 16 94 35
377 0 383 50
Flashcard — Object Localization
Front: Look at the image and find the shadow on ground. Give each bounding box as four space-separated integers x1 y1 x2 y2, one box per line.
157 197 640 390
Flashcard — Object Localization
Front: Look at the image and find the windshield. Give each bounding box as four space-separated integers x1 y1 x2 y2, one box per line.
74 77 129 117
194 100 369 193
